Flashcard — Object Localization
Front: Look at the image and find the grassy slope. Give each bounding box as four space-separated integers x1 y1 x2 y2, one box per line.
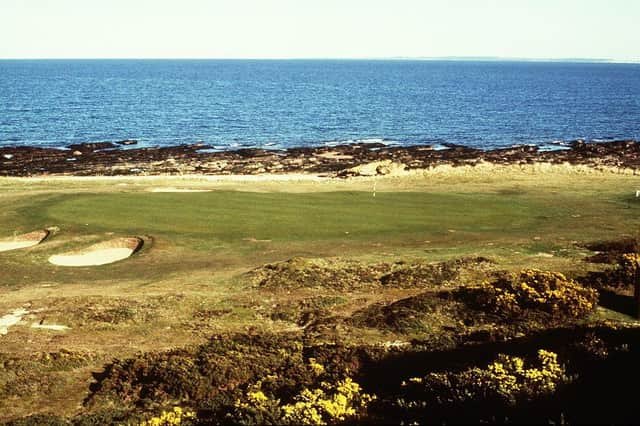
0 170 640 420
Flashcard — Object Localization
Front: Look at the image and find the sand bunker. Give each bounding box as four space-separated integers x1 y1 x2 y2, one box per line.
48 237 143 266
0 230 49 252
0 308 29 335
149 187 212 192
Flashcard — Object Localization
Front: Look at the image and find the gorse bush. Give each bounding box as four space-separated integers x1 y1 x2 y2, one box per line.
87 333 315 408
139 407 196 426
230 376 374 425
463 269 597 319
579 252 640 289
280 377 374 425
612 253 640 288
396 349 569 423
227 358 375 425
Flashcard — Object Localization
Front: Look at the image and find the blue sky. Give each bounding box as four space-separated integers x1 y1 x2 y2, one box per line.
1 0 639 60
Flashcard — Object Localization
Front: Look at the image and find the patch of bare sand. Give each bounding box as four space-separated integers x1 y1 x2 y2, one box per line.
1 163 637 197
0 308 29 335
343 160 408 176
149 187 212 193
0 230 49 252
48 237 143 267
417 161 638 177
5 173 330 183
31 323 70 331
316 151 354 160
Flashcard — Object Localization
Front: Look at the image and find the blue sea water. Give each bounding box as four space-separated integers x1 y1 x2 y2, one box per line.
0 59 639 150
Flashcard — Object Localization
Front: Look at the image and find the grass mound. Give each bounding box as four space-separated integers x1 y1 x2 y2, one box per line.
348 292 456 335
380 256 493 288
583 237 640 264
346 290 504 345
270 296 348 325
0 349 95 400
249 257 391 290
249 256 494 291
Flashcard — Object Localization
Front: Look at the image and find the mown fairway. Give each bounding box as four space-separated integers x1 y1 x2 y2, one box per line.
5 185 640 271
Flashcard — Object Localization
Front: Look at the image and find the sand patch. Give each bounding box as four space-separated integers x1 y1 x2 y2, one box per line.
0 309 29 335
48 237 143 267
243 237 272 243
341 160 408 177
317 151 354 160
535 252 555 258
0 230 49 252
149 187 212 193
31 323 70 331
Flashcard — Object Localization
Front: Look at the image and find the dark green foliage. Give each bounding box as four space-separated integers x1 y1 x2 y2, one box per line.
86 333 314 409
5 415 69 426
72 409 143 426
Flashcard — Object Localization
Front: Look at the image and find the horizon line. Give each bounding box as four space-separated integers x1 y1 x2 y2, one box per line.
1 56 639 64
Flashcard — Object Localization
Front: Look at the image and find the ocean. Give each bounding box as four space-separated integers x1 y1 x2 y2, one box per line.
1 59 639 150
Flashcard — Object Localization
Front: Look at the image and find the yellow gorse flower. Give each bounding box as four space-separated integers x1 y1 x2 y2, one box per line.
139 407 196 426
475 269 597 318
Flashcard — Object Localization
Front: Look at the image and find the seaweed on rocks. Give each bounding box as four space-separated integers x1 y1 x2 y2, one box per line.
3 139 640 177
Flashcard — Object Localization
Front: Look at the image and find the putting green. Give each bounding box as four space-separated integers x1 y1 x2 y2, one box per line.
42 191 541 243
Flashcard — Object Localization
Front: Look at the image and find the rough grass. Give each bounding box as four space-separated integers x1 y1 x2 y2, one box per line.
2 171 640 421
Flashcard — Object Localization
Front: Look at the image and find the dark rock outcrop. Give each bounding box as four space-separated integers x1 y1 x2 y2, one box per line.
1 139 640 177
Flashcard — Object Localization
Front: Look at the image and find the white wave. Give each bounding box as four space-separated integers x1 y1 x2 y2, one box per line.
538 145 571 152
196 148 224 153
323 138 401 147
431 144 451 151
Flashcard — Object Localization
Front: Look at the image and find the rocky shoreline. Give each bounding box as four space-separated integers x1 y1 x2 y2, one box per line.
2 139 640 177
